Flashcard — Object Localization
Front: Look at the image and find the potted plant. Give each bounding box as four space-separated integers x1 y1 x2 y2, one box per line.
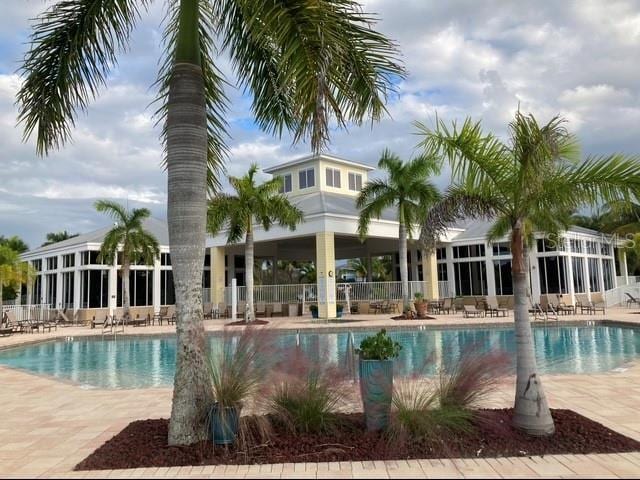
208 329 266 445
413 292 428 317
336 304 344 318
356 329 402 431
309 304 319 319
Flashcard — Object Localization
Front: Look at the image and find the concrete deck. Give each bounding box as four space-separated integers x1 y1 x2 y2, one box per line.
1 307 639 478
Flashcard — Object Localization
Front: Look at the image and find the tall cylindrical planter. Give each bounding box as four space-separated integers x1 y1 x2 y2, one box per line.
359 359 394 431
209 403 241 445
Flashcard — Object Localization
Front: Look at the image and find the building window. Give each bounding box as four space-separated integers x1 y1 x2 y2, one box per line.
61 272 74 308
538 256 568 294
588 257 600 292
279 174 292 193
298 168 315 189
492 242 510 256
32 276 42 303
46 256 58 270
161 253 171 266
81 251 103 265
536 238 560 253
325 168 341 188
572 257 586 293
80 270 109 308
32 259 42 272
454 261 487 296
62 254 75 268
437 263 448 282
453 244 485 259
601 243 612 256
160 270 175 305
117 270 153 307
436 247 447 260
603 259 614 290
493 259 513 295
570 239 583 253
45 273 57 306
586 241 598 255
348 172 362 191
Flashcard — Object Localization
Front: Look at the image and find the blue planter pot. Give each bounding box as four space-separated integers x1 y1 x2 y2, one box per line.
311 309 319 319
358 359 393 431
336 309 343 318
209 403 241 445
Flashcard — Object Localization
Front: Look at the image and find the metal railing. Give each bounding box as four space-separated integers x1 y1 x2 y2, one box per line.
224 283 318 305
2 304 56 322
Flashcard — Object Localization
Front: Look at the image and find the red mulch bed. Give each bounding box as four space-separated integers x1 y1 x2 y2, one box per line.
74 409 640 471
225 319 270 326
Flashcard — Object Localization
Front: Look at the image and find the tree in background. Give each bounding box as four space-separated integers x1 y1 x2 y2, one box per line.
357 150 441 311
42 231 79 247
418 111 640 436
19 0 403 445
0 246 34 311
208 164 303 322
95 200 160 320
0 236 29 254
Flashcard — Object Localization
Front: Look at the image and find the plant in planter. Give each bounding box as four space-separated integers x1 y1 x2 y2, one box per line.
413 292 428 317
208 328 270 445
309 304 319 319
356 329 402 431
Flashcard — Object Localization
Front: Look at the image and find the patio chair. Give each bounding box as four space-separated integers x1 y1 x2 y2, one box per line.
154 306 175 325
380 299 394 314
625 292 640 308
91 315 108 329
127 314 149 327
485 296 508 317
0 312 13 336
462 304 484 318
582 293 606 315
56 308 75 326
203 303 214 319
255 302 267 318
555 294 575 315
217 302 229 318
440 297 454 314
237 303 247 319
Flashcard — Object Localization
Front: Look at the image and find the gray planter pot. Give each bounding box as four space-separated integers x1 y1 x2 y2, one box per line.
358 358 394 431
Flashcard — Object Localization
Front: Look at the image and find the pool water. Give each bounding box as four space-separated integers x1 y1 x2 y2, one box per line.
0 324 638 389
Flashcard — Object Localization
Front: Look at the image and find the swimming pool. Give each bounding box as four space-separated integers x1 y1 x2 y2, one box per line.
0 323 638 389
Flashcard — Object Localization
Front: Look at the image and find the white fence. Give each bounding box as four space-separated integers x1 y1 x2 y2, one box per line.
2 304 56 322
617 276 640 286
605 284 640 307
224 283 318 305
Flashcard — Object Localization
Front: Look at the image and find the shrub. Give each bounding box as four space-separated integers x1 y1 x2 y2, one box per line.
356 328 402 360
414 292 424 302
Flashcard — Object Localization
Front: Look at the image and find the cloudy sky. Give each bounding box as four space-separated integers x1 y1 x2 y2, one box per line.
1 0 639 248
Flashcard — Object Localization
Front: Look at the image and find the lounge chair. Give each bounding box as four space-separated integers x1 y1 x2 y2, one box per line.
485 296 508 317
462 304 484 318
0 312 14 336
203 303 214 319
127 314 149 327
154 306 175 325
56 309 75 326
555 295 575 315
440 297 454 314
91 315 108 329
625 292 640 308
581 293 606 315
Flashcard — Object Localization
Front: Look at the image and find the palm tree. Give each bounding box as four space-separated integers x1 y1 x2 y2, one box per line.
208 164 303 322
417 111 640 435
95 200 160 320
347 258 368 281
42 231 79 247
0 246 34 312
18 0 403 445
357 150 441 311
299 262 317 283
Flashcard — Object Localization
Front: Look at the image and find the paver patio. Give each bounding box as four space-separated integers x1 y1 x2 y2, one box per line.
1 307 639 478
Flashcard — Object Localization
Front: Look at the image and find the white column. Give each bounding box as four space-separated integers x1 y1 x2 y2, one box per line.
55 255 63 309
40 272 47 305
73 252 81 312
152 257 161 314
565 254 575 305
108 260 118 316
598 258 605 294
618 248 629 286
529 249 541 303
485 246 496 297
446 245 456 297
584 256 592 301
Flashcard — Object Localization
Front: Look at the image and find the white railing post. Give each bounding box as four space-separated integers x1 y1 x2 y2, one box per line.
231 278 237 320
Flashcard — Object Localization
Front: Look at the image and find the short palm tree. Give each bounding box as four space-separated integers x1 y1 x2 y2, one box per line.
208 164 303 322
347 258 368 281
0 246 34 312
42 231 79 247
299 262 317 283
417 111 640 435
95 200 160 320
357 150 441 311
18 0 402 445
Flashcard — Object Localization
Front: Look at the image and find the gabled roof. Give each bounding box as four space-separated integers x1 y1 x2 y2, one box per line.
293 191 396 221
23 217 169 257
264 153 375 174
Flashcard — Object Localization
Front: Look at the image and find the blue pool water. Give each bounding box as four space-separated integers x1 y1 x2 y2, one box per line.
0 324 638 389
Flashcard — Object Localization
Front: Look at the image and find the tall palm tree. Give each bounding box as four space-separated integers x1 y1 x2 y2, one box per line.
0 246 34 312
357 150 441 311
95 200 160 320
417 111 640 435
208 164 303 322
42 231 79 247
18 0 403 445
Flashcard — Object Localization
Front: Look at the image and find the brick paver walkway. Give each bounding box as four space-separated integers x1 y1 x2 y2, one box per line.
1 307 639 478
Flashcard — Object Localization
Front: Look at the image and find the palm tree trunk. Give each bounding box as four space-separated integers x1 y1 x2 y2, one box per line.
245 227 254 323
122 259 130 319
511 223 555 435
167 0 213 446
399 222 409 311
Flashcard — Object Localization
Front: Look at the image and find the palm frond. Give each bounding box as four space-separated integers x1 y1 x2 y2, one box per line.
94 199 128 223
17 0 149 155
217 0 404 152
